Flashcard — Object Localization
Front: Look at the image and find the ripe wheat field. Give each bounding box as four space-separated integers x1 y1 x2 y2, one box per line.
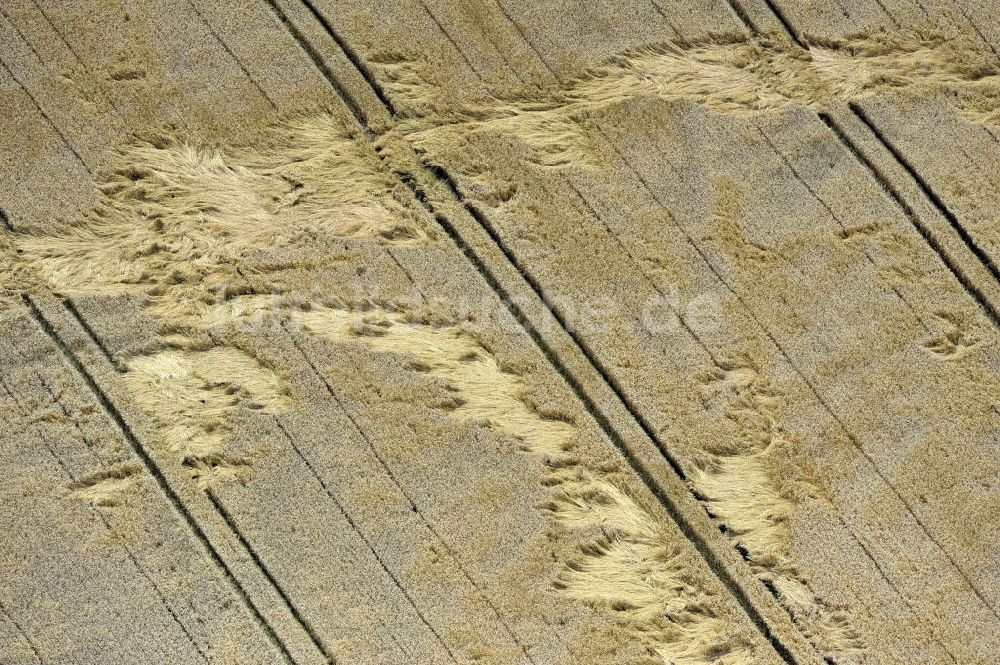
1 1 999 664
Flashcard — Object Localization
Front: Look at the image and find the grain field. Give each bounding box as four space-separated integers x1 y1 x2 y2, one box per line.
1 2 998 664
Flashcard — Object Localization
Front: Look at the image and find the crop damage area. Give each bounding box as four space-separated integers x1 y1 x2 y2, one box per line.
1 2 999 665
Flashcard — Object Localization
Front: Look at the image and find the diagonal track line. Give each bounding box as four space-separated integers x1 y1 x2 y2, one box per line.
295 0 397 113
610 117 1000 624
0 599 44 665
2 341 213 663
21 294 302 665
0 56 91 175
723 0 760 35
280 325 461 663
760 0 803 46
750 122 934 335
205 490 337 664
277 282 542 663
751 15 1000 324
820 111 1000 328
260 0 370 125
63 298 120 369
184 0 279 111
848 102 1000 290
269 0 1000 654
269 416 412 661
259 3 811 662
